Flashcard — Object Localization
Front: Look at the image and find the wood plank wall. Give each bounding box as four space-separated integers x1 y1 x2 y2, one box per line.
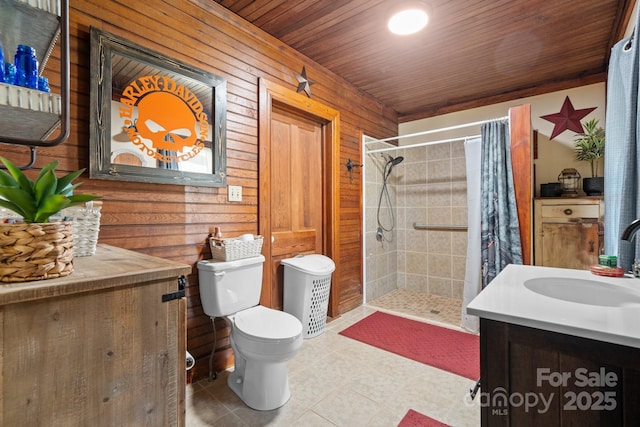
509 104 533 265
1 0 397 381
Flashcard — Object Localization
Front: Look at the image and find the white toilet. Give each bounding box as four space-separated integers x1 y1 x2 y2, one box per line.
197 255 303 411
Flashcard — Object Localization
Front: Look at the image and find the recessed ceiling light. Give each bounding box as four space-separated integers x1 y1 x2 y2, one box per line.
387 4 429 36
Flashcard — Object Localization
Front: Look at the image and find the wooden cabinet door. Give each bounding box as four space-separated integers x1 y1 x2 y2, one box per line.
2 276 184 426
540 221 600 269
480 319 637 426
534 199 603 269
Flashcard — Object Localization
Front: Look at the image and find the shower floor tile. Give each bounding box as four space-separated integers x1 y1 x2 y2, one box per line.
368 289 462 328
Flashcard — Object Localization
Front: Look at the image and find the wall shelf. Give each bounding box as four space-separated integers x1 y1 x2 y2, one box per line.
0 0 68 150
0 83 61 139
0 0 61 71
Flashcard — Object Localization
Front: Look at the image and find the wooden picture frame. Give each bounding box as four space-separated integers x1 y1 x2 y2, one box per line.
89 27 227 187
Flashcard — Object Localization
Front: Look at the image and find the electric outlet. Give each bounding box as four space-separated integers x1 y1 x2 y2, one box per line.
228 185 242 202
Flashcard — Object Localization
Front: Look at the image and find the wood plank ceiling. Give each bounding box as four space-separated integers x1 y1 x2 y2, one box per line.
214 0 635 121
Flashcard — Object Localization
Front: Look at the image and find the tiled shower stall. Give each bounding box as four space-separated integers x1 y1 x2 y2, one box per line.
363 138 468 313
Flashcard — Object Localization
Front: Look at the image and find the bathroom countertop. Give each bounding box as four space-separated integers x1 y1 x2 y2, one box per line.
0 244 191 305
467 264 640 349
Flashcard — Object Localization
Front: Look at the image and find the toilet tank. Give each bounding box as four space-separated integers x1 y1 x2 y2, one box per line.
197 255 265 317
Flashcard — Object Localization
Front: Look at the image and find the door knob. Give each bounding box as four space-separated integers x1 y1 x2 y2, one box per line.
271 235 275 243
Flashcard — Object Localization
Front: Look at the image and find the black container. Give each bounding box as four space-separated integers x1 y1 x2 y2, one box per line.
583 177 604 196
540 182 562 197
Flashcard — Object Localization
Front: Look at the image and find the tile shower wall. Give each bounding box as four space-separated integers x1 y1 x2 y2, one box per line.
364 141 468 302
364 152 399 301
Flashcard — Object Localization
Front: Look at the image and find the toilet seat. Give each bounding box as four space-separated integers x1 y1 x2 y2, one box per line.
234 306 302 342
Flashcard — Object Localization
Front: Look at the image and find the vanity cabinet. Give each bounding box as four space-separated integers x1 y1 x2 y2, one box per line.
468 264 640 426
0 244 191 426
534 198 604 269
480 319 640 426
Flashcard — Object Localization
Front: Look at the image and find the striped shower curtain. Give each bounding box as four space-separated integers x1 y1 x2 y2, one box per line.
604 20 640 271
480 120 523 288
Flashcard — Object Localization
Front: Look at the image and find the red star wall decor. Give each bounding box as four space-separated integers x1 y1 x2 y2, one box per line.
540 96 596 140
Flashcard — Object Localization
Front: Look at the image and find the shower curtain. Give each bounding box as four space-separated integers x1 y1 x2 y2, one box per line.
480 120 523 288
604 21 640 271
461 121 522 332
461 137 482 332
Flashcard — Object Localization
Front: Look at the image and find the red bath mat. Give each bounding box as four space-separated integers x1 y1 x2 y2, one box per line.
398 409 450 427
339 311 479 380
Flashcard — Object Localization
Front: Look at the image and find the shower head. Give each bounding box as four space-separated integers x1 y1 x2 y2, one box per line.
382 154 404 179
390 155 404 166
381 153 404 166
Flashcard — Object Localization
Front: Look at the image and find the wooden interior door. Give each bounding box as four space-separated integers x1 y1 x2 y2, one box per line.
258 78 340 317
269 108 323 309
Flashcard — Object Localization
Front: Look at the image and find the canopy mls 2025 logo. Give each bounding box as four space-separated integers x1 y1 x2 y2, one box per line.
118 75 209 164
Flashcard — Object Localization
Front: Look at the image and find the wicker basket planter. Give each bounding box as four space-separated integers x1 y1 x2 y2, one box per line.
0 222 74 282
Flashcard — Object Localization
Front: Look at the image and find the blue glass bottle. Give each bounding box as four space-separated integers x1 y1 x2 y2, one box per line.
14 45 38 89
4 63 16 84
38 76 50 92
0 40 5 83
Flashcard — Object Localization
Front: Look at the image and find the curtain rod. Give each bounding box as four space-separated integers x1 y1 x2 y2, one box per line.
363 115 509 146
366 134 481 154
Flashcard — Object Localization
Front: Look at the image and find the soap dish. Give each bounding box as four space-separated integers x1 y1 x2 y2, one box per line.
590 264 625 277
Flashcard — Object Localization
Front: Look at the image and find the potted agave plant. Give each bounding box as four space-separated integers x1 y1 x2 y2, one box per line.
0 157 99 282
574 118 605 196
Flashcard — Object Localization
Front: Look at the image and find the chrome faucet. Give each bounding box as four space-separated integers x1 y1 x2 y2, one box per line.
621 218 640 241
621 219 640 277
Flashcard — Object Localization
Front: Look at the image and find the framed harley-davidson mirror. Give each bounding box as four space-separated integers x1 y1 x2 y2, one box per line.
89 27 227 187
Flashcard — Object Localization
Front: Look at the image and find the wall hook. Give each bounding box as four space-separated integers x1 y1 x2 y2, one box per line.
346 158 363 181
346 158 362 173
0 146 37 170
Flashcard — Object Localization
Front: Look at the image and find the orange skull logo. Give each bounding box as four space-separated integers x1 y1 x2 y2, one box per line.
136 91 198 151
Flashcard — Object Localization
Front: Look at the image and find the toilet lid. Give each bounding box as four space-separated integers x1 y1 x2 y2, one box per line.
235 306 302 340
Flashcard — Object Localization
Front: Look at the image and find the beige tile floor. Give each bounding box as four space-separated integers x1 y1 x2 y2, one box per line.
186 291 480 427
368 289 463 326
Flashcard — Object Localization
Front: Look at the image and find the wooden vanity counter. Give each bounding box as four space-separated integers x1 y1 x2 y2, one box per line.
0 244 191 427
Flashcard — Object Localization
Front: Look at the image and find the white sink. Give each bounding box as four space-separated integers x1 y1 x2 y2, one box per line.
467 265 640 349
524 277 640 307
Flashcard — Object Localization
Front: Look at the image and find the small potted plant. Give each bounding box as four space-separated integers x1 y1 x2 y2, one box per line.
0 157 99 282
574 118 605 196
